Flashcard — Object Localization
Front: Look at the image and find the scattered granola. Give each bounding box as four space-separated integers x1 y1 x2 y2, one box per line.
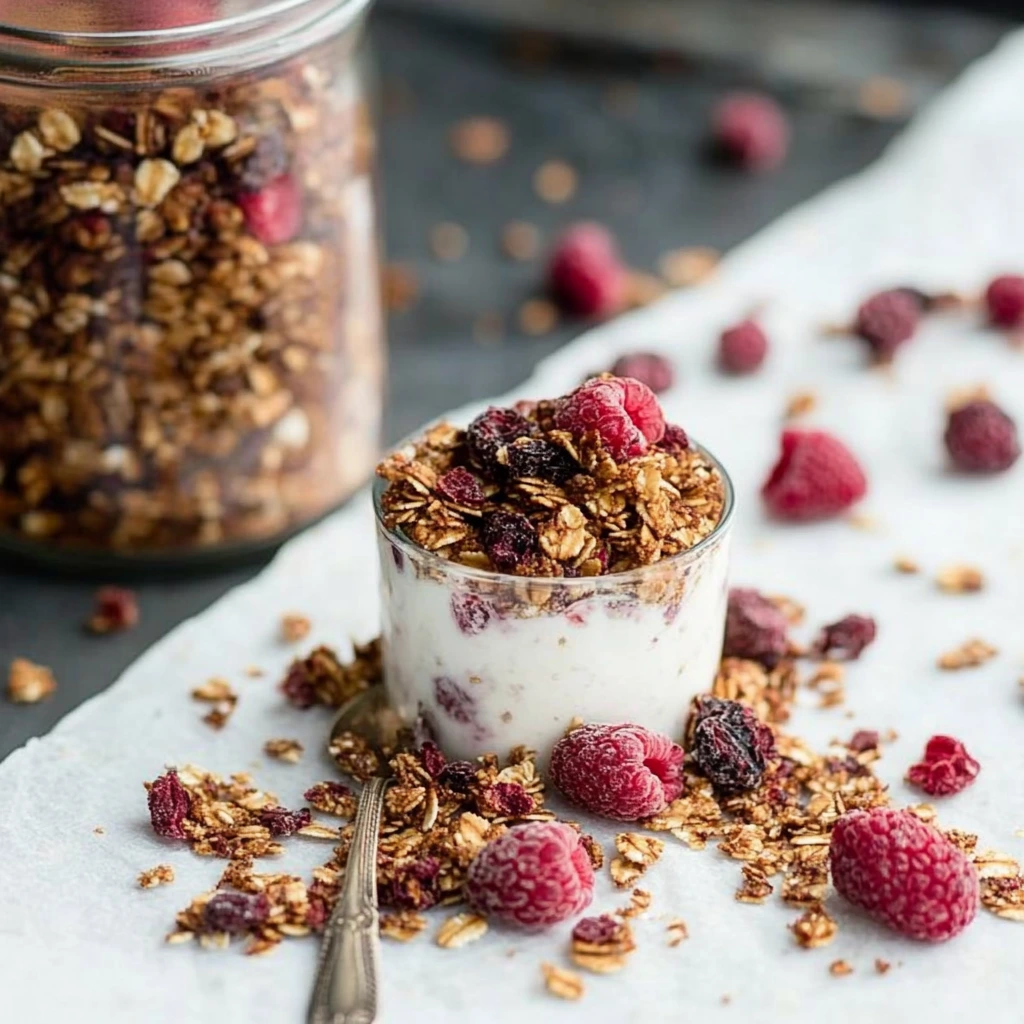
980 874 1024 921
380 910 428 942
570 915 636 973
435 912 488 949
665 918 689 946
935 565 985 593
6 657 56 703
303 781 357 818
784 390 818 420
829 959 854 977
87 586 140 634
893 556 920 574
192 677 239 730
937 638 998 670
138 865 176 889
658 246 720 288
517 298 559 336
449 117 509 165
542 962 584 1001
280 639 381 709
500 221 540 262
263 738 304 764
790 906 838 948
280 614 311 644
875 958 892 974
429 222 469 263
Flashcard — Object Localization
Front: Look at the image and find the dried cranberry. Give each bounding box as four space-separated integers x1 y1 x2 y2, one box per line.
420 741 447 778
239 174 303 246
690 697 775 792
485 782 535 817
466 407 533 478
723 588 789 667
505 438 580 484
203 891 270 934
433 676 476 725
306 895 329 931
435 467 485 508
815 614 877 661
258 805 311 836
382 857 441 911
572 914 622 944
659 424 690 454
450 592 492 636
147 769 191 840
482 511 537 572
437 760 477 792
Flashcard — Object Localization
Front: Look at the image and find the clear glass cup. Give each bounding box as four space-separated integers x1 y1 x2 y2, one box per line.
374 440 735 762
0 0 383 565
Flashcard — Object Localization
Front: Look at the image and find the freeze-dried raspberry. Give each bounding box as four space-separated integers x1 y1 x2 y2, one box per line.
450 592 492 636
466 822 594 929
306 896 329 931
815 614 877 660
420 741 447 779
87 585 139 634
238 174 303 246
711 92 789 171
572 914 623 944
482 511 537 572
985 274 1024 328
147 769 191 840
485 781 535 817
203 891 270 935
437 760 477 792
906 735 980 797
505 438 580 484
723 588 789 667
549 723 684 821
854 289 920 361
609 352 675 394
944 399 1020 473
436 467 485 508
761 429 867 521
434 676 476 726
383 857 441 911
258 805 311 836
830 808 979 941
548 222 626 318
466 406 534 477
689 697 776 793
554 376 665 462
659 423 690 454
718 318 769 374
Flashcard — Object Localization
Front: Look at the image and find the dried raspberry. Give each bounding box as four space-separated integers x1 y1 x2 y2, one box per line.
435 467 485 508
466 406 533 477
985 274 1024 328
549 723 684 821
609 352 675 394
659 423 690 454
280 661 316 709
258 805 311 836
718 318 769 374
723 588 789 667
147 769 191 840
203 891 270 935
548 222 626 318
437 759 477 792
383 857 440 911
689 697 775 793
854 289 920 361
711 92 789 171
485 781 535 817
554 376 665 462
450 592 492 635
505 438 580 484
944 399 1020 473
830 807 979 941
238 174 303 246
815 614 877 660
761 429 868 521
420 740 447 779
434 675 476 725
572 914 622 944
848 730 880 753
482 511 537 572
306 896 329 931
87 585 139 634
906 735 980 797
303 780 352 807
466 822 594 929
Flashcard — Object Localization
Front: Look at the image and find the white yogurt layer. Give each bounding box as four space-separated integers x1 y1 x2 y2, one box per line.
379 532 731 762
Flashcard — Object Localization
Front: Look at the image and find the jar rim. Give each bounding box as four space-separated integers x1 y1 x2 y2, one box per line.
0 0 373 78
373 428 736 587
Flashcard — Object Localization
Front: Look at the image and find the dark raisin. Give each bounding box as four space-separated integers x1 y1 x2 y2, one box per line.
466 407 533 477
689 696 776 792
203 891 270 934
481 511 536 572
814 614 877 661
505 438 580 484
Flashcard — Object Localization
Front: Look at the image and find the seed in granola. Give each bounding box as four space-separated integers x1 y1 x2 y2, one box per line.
87 586 140 634
280 614 312 643
814 614 877 661
146 770 191 840
6 657 57 703
542 962 584 1000
258 806 312 836
935 565 984 593
449 116 510 164
203 891 270 935
689 696 775 793
264 738 304 764
138 865 175 889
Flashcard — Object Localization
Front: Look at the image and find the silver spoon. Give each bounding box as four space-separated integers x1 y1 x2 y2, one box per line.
307 686 401 1024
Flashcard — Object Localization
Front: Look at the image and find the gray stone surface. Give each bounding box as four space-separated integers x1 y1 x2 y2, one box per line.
0 8 1000 760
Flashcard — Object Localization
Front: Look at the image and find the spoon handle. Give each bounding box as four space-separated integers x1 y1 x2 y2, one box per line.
307 776 390 1024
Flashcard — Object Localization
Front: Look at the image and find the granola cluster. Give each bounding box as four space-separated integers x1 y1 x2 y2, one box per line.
0 40 382 555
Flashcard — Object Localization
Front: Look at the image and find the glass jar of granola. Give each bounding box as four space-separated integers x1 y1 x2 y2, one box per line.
0 0 384 563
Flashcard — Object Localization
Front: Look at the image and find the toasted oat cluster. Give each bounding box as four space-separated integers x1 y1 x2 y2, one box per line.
376 391 725 579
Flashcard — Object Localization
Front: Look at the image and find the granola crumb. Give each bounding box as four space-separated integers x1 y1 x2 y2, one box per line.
518 298 559 336
619 888 652 918
658 246 720 288
874 958 891 974
541 962 585 1001
847 512 880 532
791 906 838 948
280 614 312 643
935 565 984 593
6 658 56 703
435 912 488 949
93 826 105 835
139 865 176 889
263 738 304 764
784 390 818 420
666 918 689 946
192 677 239 729
570 915 636 973
937 638 998 670
380 911 428 942
893 556 920 574
533 160 577 204
830 959 854 977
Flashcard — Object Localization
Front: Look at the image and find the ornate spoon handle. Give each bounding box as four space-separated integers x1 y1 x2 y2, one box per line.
307 776 390 1024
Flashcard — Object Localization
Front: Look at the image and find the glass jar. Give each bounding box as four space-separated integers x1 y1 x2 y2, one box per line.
0 0 383 564
374 443 735 763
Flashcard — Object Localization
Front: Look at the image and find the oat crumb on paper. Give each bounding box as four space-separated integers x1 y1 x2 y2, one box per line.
6 657 56 703
935 564 984 593
784 390 818 420
542 962 585 1001
666 918 689 946
790 906 838 948
570 917 636 974
435 912 488 949
280 613 311 643
829 959 854 977
380 911 428 942
937 638 998 670
618 888 652 918
263 738 304 764
192 677 239 729
874 958 892 975
139 865 176 889
893 556 920 574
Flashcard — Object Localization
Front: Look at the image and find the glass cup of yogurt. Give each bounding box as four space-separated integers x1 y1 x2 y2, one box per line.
373 399 734 762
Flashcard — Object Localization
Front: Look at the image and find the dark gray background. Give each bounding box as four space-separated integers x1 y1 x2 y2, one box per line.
0 6 1008 760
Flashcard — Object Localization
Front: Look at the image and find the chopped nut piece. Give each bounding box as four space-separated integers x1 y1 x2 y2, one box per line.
791 906 838 948
533 160 577 204
518 298 558 336
937 638 997 670
830 959 854 977
280 614 312 643
500 221 540 261
541 963 584 1001
264 739 304 764
6 658 56 703
435 912 488 948
449 117 509 164
138 865 176 889
784 390 818 420
935 565 984 593
380 911 428 942
666 918 689 946
658 246 720 287
893 556 920 574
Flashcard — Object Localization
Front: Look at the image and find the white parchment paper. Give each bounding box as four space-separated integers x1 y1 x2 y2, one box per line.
5 29 1024 1024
